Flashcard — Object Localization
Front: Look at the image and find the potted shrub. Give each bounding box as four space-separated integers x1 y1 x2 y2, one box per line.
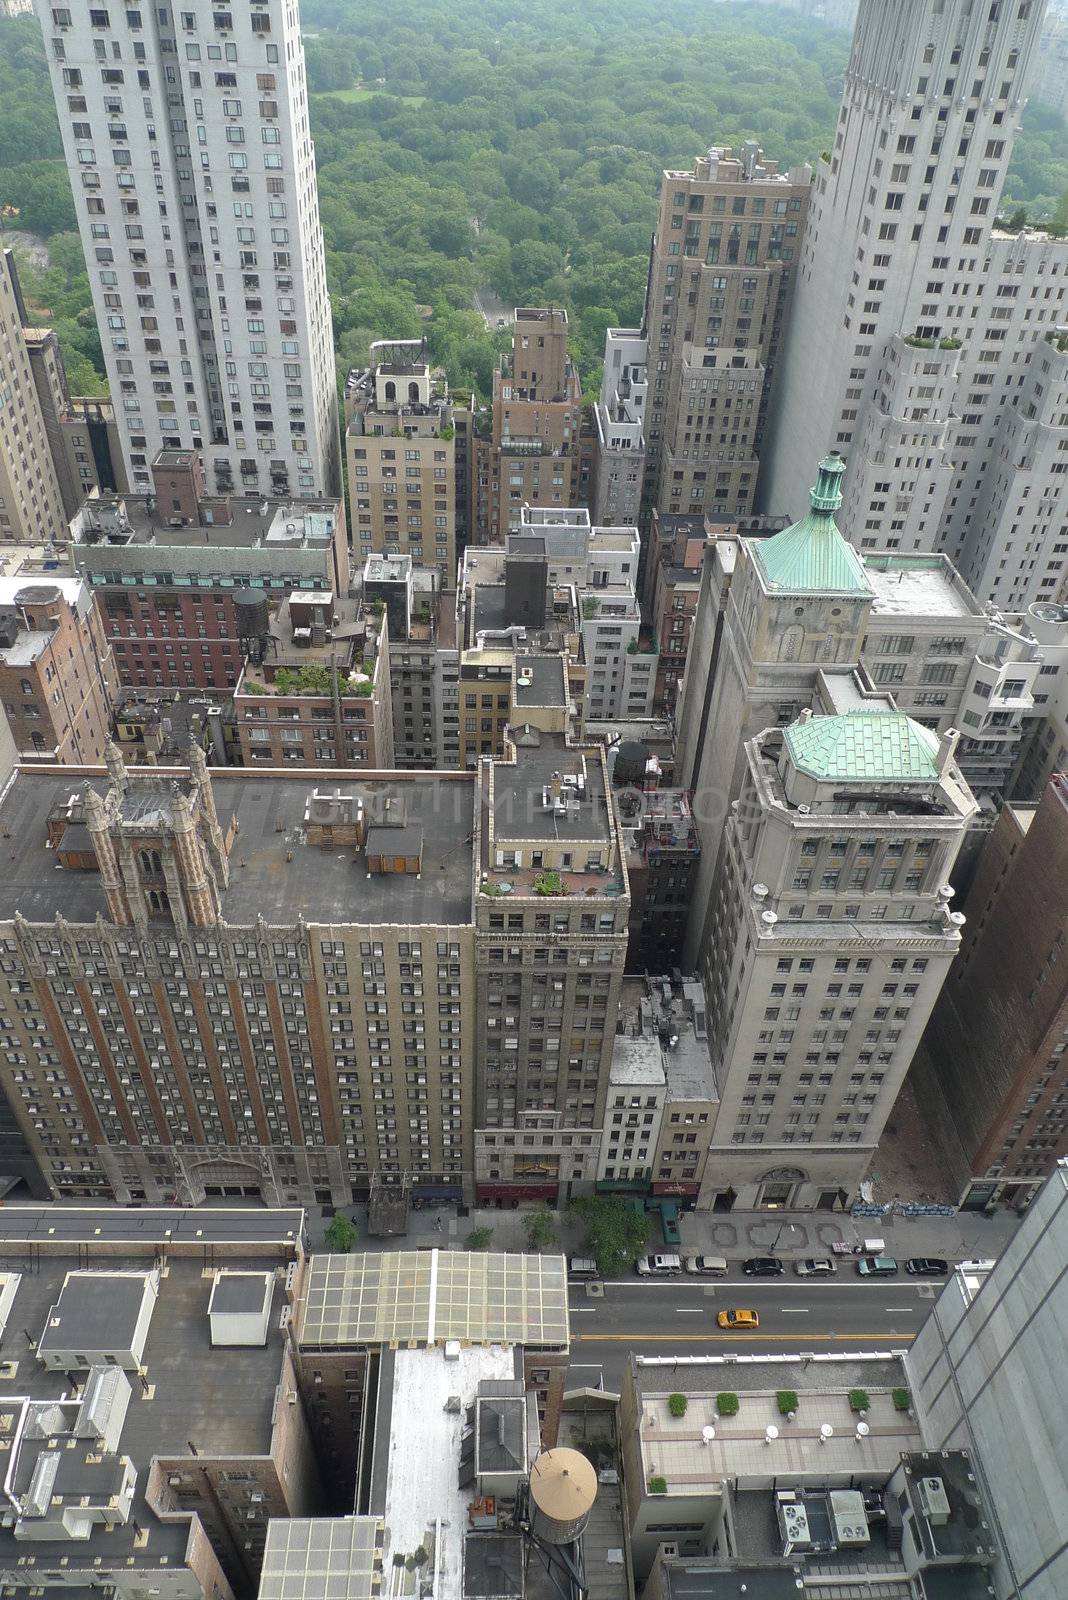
648 1475 667 1495
667 1393 688 1419
892 1388 912 1412
849 1389 870 1415
716 1392 739 1417
777 1390 799 1417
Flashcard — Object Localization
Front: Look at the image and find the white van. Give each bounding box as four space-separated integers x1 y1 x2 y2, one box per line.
636 1253 682 1276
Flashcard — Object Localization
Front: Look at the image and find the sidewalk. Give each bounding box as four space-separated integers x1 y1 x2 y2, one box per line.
314 1198 1022 1265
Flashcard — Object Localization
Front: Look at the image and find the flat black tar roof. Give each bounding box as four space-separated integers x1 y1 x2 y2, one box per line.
0 1206 304 1246
488 738 612 844
0 1252 291 1571
209 1271 272 1315
0 770 475 927
38 1271 149 1354
514 654 566 707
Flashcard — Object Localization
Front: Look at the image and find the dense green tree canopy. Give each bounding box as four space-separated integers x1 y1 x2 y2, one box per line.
2 1 1066 398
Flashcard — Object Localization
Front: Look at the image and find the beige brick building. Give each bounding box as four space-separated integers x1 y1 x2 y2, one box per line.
344 340 470 581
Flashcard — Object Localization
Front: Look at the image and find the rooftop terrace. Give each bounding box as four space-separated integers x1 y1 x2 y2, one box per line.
862 554 981 621
633 1356 920 1491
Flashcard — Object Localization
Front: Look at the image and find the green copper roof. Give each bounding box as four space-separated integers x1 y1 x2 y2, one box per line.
784 710 942 783
754 453 871 595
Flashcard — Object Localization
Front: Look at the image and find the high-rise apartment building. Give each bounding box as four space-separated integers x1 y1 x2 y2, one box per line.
0 252 68 544
0 733 628 1209
642 146 812 528
907 1160 1068 1600
591 147 811 553
474 309 593 542
911 773 1068 1209
344 341 470 582
761 0 1068 613
474 733 631 1203
699 705 976 1210
35 0 339 502
675 453 1068 932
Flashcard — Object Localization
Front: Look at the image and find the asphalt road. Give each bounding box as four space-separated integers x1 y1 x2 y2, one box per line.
566 1272 936 1391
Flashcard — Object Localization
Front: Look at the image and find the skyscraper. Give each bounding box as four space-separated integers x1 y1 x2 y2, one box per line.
34 0 339 501
0 251 68 543
761 0 1067 612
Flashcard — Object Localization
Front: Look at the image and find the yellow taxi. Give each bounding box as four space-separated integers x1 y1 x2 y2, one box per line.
717 1307 760 1330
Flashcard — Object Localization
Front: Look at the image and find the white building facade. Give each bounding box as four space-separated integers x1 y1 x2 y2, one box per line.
36 0 339 502
698 709 977 1210
761 0 1068 611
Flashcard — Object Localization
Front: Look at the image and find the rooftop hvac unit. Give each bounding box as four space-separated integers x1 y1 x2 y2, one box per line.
918 1476 952 1526
829 1489 870 1547
776 1497 811 1550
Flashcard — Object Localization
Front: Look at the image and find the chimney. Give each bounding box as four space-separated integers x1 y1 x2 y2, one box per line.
937 728 960 775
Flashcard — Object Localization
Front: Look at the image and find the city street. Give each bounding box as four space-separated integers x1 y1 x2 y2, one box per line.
565 1274 935 1391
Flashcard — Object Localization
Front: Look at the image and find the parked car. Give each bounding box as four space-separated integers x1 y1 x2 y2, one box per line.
684 1254 729 1276
857 1255 899 1276
568 1257 600 1278
794 1257 836 1277
742 1256 784 1277
636 1253 683 1276
905 1257 949 1277
717 1307 760 1329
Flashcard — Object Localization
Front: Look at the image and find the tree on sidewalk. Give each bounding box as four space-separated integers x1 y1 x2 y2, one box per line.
467 1225 494 1251
325 1213 357 1253
570 1196 648 1275
523 1206 557 1252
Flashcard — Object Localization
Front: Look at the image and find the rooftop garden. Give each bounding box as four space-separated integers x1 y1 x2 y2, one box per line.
243 662 374 697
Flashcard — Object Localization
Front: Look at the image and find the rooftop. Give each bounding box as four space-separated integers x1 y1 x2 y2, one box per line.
0 1248 294 1574
72 494 341 554
633 1356 920 1490
656 1564 805 1600
378 1345 520 1597
0 768 476 928
298 1249 569 1351
0 1205 304 1248
862 553 981 620
514 654 567 708
784 711 942 784
485 737 613 847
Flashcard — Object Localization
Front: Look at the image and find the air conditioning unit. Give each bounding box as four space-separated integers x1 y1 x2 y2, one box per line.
918 1475 951 1526
657 1543 678 1559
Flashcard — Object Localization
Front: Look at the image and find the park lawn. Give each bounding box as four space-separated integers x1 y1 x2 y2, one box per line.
313 85 426 106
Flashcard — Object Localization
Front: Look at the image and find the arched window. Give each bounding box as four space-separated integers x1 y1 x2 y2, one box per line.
408 381 419 402
148 889 170 915
384 380 396 402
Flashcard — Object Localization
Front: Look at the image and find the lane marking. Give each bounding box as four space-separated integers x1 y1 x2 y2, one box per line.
884 1306 912 1312
569 1307 598 1314
675 1308 704 1314
779 1308 810 1314
576 1331 916 1344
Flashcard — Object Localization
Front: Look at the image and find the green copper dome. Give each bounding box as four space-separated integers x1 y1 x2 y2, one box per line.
754 453 871 595
784 710 942 784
